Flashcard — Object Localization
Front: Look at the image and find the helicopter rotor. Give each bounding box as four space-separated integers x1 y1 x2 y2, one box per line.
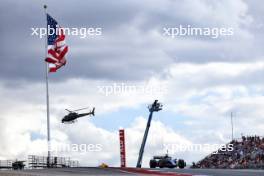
65 109 73 113
72 107 90 112
65 107 90 113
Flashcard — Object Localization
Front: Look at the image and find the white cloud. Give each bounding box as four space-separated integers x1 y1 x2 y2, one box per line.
163 62 264 142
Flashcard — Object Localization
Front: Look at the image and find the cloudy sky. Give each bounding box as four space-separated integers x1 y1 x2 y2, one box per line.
0 0 264 167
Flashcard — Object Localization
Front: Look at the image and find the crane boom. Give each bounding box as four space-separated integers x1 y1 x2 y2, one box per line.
136 100 162 168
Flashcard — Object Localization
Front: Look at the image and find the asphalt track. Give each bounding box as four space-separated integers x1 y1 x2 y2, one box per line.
0 167 263 176
153 168 264 176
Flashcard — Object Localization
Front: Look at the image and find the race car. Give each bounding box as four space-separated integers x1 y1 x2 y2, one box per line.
149 154 186 169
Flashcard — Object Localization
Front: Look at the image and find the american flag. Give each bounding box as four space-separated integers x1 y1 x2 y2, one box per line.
45 14 68 72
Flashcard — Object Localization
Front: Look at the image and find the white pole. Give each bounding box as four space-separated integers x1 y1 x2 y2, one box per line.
44 4 51 167
231 112 234 140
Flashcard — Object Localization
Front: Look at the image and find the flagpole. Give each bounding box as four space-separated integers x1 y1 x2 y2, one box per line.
44 4 51 168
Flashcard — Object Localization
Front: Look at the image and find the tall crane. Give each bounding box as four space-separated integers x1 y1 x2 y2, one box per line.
136 100 163 168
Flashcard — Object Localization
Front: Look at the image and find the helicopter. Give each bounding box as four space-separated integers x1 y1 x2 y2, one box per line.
62 107 95 123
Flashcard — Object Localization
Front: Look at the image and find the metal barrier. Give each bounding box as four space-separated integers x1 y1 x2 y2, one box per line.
0 160 12 169
28 155 79 168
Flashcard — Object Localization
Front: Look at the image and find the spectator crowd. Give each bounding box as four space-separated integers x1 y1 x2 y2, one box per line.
192 136 264 169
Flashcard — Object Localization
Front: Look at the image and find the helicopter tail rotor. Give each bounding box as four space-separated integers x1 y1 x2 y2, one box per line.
91 107 95 116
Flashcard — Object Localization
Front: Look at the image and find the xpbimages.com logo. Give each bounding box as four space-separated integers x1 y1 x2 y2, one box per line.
31 25 102 38
163 25 234 39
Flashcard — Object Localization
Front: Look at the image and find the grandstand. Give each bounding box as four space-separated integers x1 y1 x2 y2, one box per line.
193 136 264 169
